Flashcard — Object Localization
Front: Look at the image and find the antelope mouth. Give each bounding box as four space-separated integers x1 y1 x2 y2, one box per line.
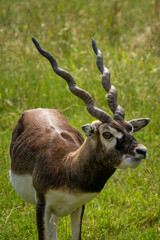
127 156 142 164
117 155 143 169
129 156 143 162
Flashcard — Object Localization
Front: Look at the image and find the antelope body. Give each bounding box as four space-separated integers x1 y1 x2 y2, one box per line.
10 38 150 240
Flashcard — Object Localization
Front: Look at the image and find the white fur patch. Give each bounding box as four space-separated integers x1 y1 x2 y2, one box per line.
45 190 98 217
10 171 98 218
10 170 36 204
99 126 123 150
118 155 142 169
100 134 117 150
99 125 124 150
108 127 123 139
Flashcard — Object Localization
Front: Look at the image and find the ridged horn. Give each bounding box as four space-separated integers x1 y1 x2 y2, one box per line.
92 37 125 121
32 38 112 123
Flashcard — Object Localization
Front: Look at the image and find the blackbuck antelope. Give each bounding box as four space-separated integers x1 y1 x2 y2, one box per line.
10 38 150 240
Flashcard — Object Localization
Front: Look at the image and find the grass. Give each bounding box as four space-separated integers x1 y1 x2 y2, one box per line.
0 0 160 239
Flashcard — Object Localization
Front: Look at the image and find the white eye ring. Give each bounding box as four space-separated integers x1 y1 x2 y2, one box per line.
102 132 113 139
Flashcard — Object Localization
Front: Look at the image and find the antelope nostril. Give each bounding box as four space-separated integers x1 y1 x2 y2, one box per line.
136 147 147 158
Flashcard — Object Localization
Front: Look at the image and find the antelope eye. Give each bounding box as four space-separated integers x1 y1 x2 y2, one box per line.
102 132 113 139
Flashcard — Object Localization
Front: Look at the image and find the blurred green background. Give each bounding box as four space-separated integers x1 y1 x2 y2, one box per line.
0 0 160 239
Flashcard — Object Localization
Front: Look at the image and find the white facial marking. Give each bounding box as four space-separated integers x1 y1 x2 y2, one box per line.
45 190 98 217
10 170 36 204
100 126 123 150
100 134 117 149
118 155 142 169
108 126 123 139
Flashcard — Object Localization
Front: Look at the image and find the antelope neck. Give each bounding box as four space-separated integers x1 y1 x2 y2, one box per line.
65 138 116 193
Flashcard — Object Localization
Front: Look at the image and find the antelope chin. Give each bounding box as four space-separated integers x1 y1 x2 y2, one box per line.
117 155 142 169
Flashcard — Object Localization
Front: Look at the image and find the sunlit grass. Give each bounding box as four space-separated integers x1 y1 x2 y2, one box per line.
0 0 160 239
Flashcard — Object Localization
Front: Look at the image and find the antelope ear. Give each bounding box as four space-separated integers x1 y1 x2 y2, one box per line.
81 124 97 137
129 118 150 133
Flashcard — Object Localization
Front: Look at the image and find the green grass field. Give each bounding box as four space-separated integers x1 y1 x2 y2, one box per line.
0 0 160 239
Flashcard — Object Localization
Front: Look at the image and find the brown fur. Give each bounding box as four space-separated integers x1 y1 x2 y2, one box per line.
10 109 117 195
10 109 142 195
10 108 147 240
10 108 84 175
